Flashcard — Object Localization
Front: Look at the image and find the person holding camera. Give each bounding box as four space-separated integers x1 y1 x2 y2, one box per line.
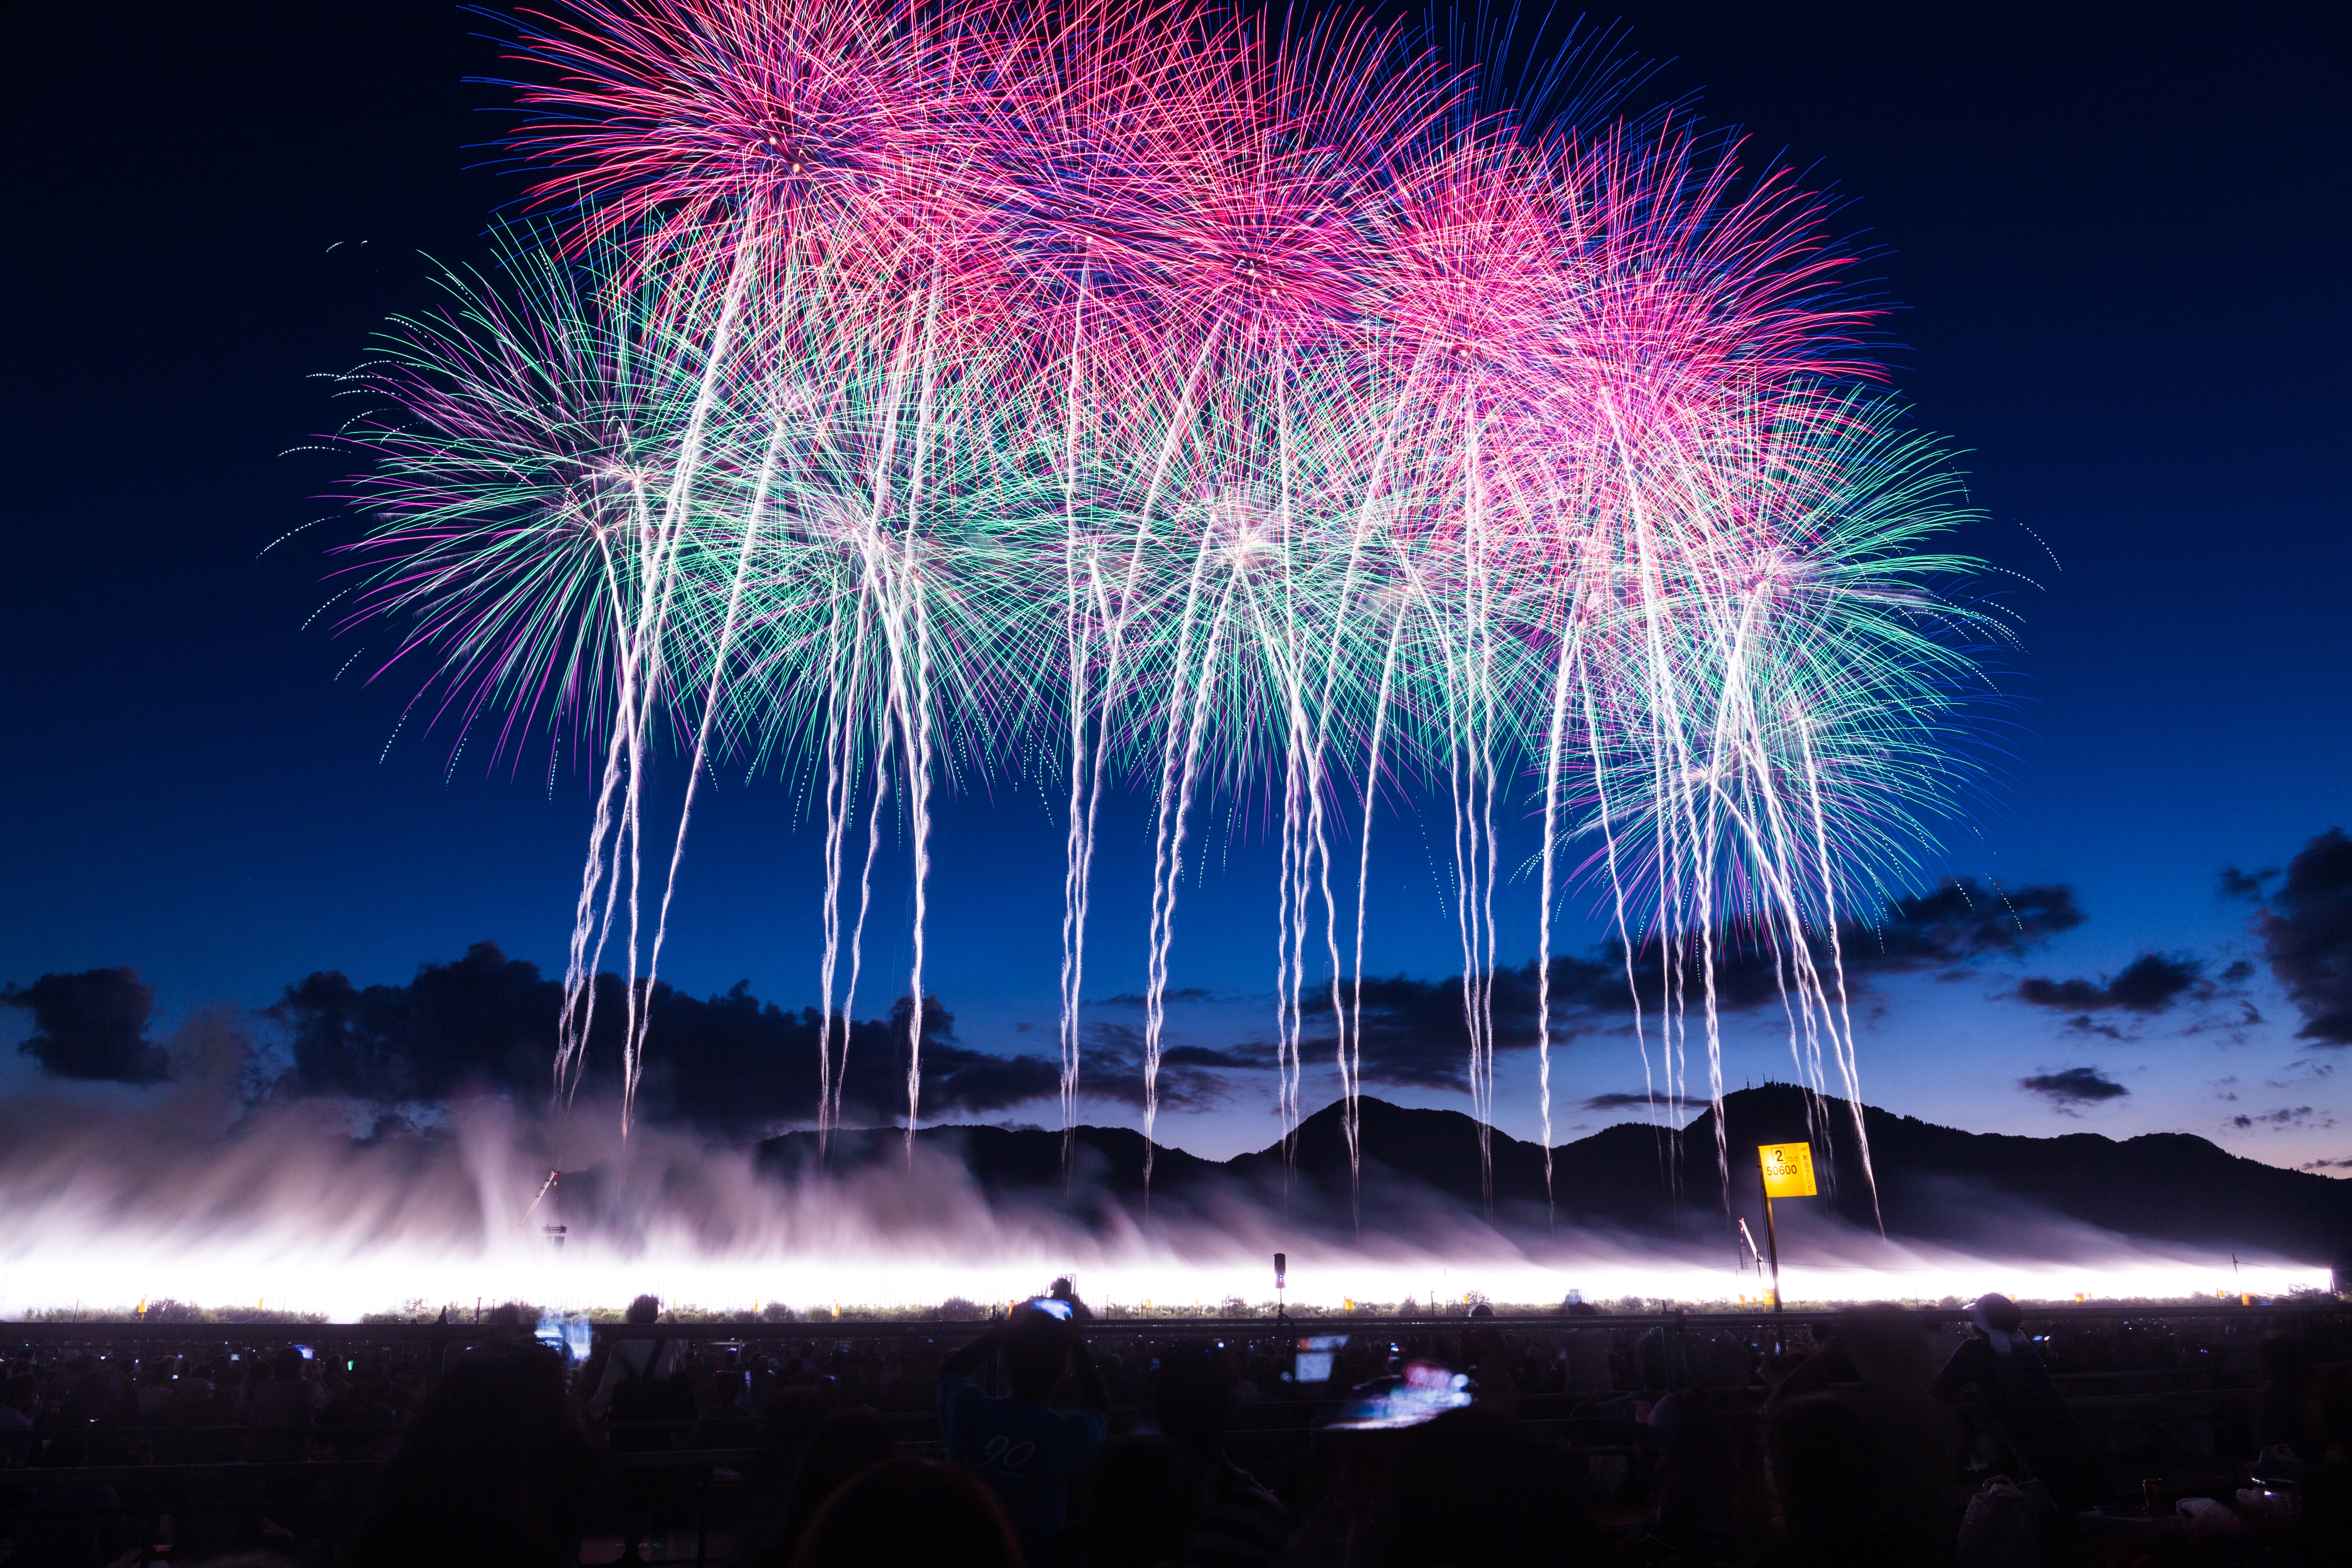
938 1298 1110 1558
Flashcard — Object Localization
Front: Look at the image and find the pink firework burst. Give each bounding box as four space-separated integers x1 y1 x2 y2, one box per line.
503 0 1000 265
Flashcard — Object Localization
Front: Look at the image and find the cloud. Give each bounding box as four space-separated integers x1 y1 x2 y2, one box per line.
1580 1091 1705 1112
1653 877 2087 1008
915 1040 1063 1115
1308 877 2085 1091
2301 1156 2352 1171
1094 987 1211 1009
2232 1106 2316 1129
642 991 1181 1123
2252 827 2352 1045
1848 879 2087 967
1160 1044 1258 1071
257 944 1135 1130
2019 1067 2128 1107
263 942 560 1100
2219 865 2277 900
1031 1033 1238 1114
2016 952 2205 1016
1082 1020 1143 1053
3 968 171 1083
1315 962 1591 1090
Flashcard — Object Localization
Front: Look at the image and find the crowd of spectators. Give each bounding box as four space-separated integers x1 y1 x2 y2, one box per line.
0 1290 2346 1565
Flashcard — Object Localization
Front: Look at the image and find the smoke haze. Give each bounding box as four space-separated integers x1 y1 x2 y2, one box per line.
0 1012 2323 1319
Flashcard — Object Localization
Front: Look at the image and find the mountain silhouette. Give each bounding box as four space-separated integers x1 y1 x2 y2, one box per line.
756 1085 2352 1270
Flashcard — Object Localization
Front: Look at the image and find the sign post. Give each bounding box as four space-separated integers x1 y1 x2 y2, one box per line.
1757 1143 1817 1352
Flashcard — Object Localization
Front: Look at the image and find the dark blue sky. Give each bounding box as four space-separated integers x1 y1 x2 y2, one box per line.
4 2 2347 1163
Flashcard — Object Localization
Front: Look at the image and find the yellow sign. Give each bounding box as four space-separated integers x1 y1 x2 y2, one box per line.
1759 1142 1817 1198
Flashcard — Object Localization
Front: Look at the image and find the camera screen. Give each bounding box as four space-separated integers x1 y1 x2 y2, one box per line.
1293 1334 1347 1383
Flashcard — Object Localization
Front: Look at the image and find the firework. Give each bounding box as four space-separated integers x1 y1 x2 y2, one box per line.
336 0 2000 1221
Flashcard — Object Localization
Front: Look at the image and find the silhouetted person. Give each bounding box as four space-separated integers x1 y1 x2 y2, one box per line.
48 1364 137 1466
160 1359 235 1464
339 1344 595 1568
592 1296 696 1564
1383 1405 1595 1567
737 1404 896 1567
590 1293 690 1423
1770 1303 1961 1567
1459 1303 1515 1409
939 1303 1109 1559
1929 1293 2100 1509
1560 1300 1613 1394
2252 1332 2323 1469
0 1373 34 1468
1154 1337 1286 1566
1644 1389 1745 1563
1759 1395 1906 1567
793 1457 1022 1568
1076 1436 1196 1568
135 1357 175 1421
2291 1363 2352 1564
250 1346 319 1463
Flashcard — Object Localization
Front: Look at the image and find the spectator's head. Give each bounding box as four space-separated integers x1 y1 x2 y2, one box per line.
2 1373 34 1414
2293 1364 2352 1555
341 1345 595 1568
1078 1436 1194 1568
2313 1363 2352 1457
275 1347 307 1381
1968 1293 2024 1338
1467 1302 1495 1320
1768 1395 1878 1540
1049 1277 1075 1300
1002 1305 1070 1402
2258 1332 2308 1383
1154 1338 1236 1450
1388 1406 1592 1566
626 1294 662 1327
1835 1302 1938 1390
773 1405 896 1560
1685 1332 1753 1389
793 1458 1020 1568
62 1370 120 1424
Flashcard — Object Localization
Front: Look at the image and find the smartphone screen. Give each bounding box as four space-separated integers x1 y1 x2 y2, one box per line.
1032 1298 1074 1321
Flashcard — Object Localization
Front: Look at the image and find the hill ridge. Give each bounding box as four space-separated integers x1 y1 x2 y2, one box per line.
750 1086 2352 1268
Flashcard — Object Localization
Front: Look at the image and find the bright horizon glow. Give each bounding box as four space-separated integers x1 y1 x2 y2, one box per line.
4 1238 2318 1322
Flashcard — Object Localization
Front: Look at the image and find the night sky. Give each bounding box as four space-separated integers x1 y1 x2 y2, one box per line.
4 2 2347 1165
